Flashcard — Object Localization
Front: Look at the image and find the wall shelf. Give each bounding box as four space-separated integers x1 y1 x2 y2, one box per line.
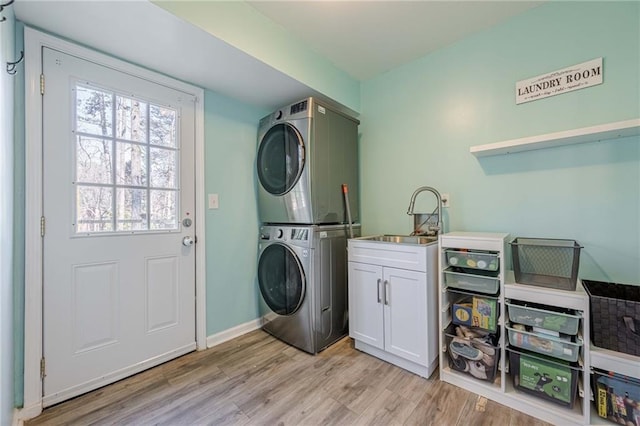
470 118 640 157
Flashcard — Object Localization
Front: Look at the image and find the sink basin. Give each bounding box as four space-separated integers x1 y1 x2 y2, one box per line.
357 234 438 245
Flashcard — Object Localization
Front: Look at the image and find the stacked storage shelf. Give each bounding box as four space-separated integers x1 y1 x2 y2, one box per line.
438 232 606 425
503 278 591 424
438 232 509 394
443 249 501 383
506 300 584 409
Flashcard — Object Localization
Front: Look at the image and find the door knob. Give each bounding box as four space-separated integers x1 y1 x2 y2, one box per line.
182 236 195 246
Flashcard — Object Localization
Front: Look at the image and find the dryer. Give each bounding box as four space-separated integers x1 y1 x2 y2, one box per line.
257 223 360 354
256 98 360 225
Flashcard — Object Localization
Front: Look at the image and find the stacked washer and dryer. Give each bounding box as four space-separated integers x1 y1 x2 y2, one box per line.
256 98 361 354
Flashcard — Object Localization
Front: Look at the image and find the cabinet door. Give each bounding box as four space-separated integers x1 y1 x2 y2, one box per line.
348 262 384 349
384 267 427 365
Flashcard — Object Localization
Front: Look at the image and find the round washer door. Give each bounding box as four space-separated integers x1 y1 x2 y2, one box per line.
258 243 306 316
257 123 305 195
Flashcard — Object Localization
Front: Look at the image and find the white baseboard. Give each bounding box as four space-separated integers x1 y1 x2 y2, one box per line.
14 402 41 425
206 318 262 348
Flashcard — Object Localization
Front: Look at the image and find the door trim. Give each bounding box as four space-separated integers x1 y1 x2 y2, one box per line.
21 26 206 419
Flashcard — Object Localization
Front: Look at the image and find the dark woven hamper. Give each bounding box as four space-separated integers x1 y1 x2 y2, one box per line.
583 280 640 356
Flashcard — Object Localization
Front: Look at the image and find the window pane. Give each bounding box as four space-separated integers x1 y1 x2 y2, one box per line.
76 136 113 184
150 190 177 230
73 83 184 236
150 147 177 189
116 188 148 231
77 185 113 232
76 86 113 137
116 142 147 186
150 105 177 147
116 96 147 142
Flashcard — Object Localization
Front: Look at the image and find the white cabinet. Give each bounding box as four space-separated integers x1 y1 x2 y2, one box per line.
350 263 428 364
349 263 384 349
348 238 438 378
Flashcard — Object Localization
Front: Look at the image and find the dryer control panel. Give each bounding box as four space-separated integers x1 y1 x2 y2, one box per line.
260 225 311 247
290 228 309 241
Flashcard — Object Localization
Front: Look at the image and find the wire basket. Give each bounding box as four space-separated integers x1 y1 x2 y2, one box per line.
510 238 582 291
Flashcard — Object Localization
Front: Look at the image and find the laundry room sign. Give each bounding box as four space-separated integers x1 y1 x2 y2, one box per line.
516 58 603 104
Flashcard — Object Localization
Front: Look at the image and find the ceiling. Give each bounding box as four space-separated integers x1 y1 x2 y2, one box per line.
247 1 544 81
14 1 543 112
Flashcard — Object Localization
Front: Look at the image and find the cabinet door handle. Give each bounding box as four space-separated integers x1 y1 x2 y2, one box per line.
377 278 382 303
384 280 390 305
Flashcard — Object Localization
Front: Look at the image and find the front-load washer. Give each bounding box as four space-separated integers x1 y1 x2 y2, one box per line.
256 97 360 225
257 223 360 354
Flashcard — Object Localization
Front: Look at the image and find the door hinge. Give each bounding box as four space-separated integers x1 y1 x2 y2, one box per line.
40 74 45 95
40 357 46 379
40 216 45 237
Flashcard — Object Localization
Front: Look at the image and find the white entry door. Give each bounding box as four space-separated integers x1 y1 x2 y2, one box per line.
42 47 197 406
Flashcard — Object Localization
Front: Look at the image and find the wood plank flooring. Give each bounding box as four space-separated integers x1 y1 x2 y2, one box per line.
27 330 552 426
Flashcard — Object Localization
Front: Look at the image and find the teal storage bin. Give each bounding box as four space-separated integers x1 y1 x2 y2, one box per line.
507 325 582 362
506 300 580 335
444 267 499 295
445 249 499 272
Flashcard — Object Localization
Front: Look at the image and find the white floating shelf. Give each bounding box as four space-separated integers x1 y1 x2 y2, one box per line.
470 118 640 157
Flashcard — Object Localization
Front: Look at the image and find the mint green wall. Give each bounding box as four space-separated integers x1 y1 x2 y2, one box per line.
152 1 360 113
360 1 639 283
203 91 268 334
2 7 16 424
12 22 24 409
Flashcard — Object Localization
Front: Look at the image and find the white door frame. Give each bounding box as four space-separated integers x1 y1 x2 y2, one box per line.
20 27 207 420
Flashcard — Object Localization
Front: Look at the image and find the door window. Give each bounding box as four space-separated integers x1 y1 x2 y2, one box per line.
256 123 304 195
74 83 179 234
258 243 305 315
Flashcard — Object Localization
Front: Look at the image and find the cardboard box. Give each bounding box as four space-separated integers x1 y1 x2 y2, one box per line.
473 297 497 331
452 303 473 326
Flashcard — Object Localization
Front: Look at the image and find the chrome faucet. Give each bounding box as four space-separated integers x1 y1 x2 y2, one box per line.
406 186 443 236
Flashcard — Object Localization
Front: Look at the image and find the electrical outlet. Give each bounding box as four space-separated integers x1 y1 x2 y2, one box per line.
442 193 450 208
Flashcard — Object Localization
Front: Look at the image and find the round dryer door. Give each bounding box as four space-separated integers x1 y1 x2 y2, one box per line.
257 123 305 195
258 243 306 316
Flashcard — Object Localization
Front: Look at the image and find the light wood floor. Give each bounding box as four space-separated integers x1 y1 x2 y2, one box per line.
27 330 552 426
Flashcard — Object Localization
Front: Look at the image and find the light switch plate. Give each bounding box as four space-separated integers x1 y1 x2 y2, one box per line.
208 193 219 209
